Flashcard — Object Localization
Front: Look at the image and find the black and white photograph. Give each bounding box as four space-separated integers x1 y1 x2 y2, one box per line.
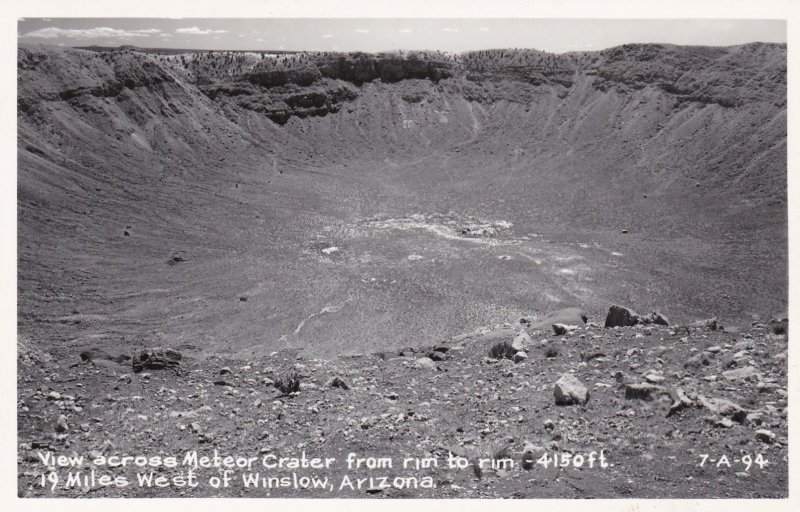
9 0 797 506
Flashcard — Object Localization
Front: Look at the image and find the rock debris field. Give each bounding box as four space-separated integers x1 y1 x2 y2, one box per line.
18 306 788 498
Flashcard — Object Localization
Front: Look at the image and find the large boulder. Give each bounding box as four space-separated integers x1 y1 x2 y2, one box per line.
511 331 532 351
604 305 640 328
554 374 589 405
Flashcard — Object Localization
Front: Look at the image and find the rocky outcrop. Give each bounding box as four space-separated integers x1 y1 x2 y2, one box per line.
201 80 359 125
316 54 454 85
246 65 321 88
132 348 182 373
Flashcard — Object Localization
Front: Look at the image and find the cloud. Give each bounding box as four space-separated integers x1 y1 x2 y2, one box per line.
20 26 161 39
159 33 173 39
479 27 490 31
354 28 369 33
443 28 459 32
322 34 334 39
175 27 229 35
398 28 412 33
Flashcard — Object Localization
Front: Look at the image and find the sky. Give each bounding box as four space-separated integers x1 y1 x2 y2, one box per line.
16 18 787 54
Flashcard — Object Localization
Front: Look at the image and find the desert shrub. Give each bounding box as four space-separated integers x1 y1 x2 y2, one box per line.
544 344 560 358
488 340 516 360
463 440 515 479
274 372 301 395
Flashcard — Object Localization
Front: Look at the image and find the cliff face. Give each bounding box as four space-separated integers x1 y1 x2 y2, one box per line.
20 43 785 123
17 44 787 358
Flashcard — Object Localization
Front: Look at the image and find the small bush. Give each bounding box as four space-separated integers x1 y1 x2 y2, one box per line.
544 344 560 358
488 341 516 360
274 372 301 395
463 441 515 479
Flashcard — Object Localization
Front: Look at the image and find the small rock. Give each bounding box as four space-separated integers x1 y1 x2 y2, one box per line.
219 367 232 375
360 416 378 429
552 323 578 335
414 357 436 370
625 383 661 401
722 366 759 382
745 412 764 426
716 418 734 428
649 312 670 326
513 351 528 363
692 317 718 331
697 395 746 419
429 351 447 362
755 429 776 444
325 376 349 390
667 388 693 417
55 415 69 433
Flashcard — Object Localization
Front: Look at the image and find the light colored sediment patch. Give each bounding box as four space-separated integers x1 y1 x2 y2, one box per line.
554 255 579 263
321 246 339 255
515 252 542 264
408 254 423 261
356 213 514 247
611 252 624 257
557 268 577 275
290 299 352 337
